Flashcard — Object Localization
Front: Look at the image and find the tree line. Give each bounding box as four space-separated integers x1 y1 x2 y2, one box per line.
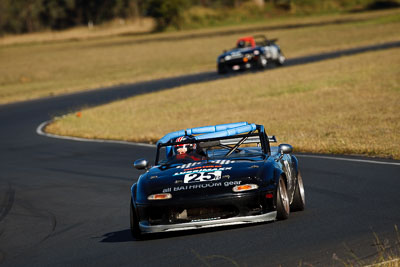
1 0 396 35
0 0 139 34
0 0 288 34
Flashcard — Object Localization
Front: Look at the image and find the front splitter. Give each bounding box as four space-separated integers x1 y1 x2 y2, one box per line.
139 211 277 233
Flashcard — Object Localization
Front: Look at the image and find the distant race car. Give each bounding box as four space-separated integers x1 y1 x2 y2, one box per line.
217 35 286 74
130 122 305 238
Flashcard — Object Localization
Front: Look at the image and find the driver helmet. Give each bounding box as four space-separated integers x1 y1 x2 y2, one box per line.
237 40 245 48
174 136 196 155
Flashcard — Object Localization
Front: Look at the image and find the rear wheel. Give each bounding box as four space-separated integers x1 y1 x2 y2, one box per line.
130 199 142 239
290 170 305 211
276 53 285 66
276 177 290 220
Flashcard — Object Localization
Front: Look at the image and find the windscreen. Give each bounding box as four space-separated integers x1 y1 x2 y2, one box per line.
202 135 263 160
157 134 264 165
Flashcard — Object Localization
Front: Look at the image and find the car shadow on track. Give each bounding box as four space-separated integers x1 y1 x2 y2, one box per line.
100 229 134 242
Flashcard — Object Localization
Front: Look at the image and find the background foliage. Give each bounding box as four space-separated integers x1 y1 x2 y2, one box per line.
1 0 399 34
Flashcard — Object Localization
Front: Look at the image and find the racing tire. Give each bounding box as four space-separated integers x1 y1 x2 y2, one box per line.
218 63 227 74
130 199 142 240
276 53 285 66
276 176 290 220
290 170 305 212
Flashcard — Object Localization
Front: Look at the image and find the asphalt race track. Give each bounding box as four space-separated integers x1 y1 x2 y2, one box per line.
1 42 400 266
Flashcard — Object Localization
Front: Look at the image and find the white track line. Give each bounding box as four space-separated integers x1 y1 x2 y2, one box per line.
37 120 400 166
297 154 400 166
36 120 155 147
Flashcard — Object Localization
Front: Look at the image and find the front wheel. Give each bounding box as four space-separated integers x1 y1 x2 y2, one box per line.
276 177 290 220
290 170 305 211
276 53 285 66
218 63 227 74
130 199 142 239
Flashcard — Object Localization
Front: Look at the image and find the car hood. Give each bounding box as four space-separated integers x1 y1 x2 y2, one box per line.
218 47 257 58
135 159 275 203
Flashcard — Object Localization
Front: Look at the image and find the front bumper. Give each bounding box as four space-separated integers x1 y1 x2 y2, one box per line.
220 61 253 71
139 211 277 233
136 190 276 233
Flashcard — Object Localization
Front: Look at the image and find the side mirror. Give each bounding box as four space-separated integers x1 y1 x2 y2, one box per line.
134 159 149 170
278 144 293 155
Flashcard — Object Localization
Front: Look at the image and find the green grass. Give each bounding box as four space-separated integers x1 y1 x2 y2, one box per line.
177 0 400 30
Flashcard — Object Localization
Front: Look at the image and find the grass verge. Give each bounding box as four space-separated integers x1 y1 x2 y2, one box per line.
334 226 400 267
45 46 400 159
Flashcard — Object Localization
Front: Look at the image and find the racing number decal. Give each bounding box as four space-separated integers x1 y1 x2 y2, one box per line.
184 171 222 183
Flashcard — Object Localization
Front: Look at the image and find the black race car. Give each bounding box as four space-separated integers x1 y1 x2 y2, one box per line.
130 122 305 238
217 35 285 74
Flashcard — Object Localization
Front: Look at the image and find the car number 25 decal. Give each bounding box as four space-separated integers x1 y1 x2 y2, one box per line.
184 171 222 183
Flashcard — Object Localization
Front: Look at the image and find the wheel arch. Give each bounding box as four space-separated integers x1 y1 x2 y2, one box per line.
130 183 137 201
274 168 288 189
291 155 299 176
130 183 139 213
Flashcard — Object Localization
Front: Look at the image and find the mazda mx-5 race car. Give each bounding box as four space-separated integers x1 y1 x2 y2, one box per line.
130 122 305 238
217 35 285 74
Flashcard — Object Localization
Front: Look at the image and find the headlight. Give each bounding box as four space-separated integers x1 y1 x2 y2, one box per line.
254 50 260 55
224 55 232 61
232 184 258 192
147 193 172 200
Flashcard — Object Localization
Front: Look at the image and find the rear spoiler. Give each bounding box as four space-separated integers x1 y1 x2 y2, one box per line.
268 136 277 143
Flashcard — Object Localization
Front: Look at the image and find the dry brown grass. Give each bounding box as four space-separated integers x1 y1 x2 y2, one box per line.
1 9 399 105
0 18 155 46
46 47 400 159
